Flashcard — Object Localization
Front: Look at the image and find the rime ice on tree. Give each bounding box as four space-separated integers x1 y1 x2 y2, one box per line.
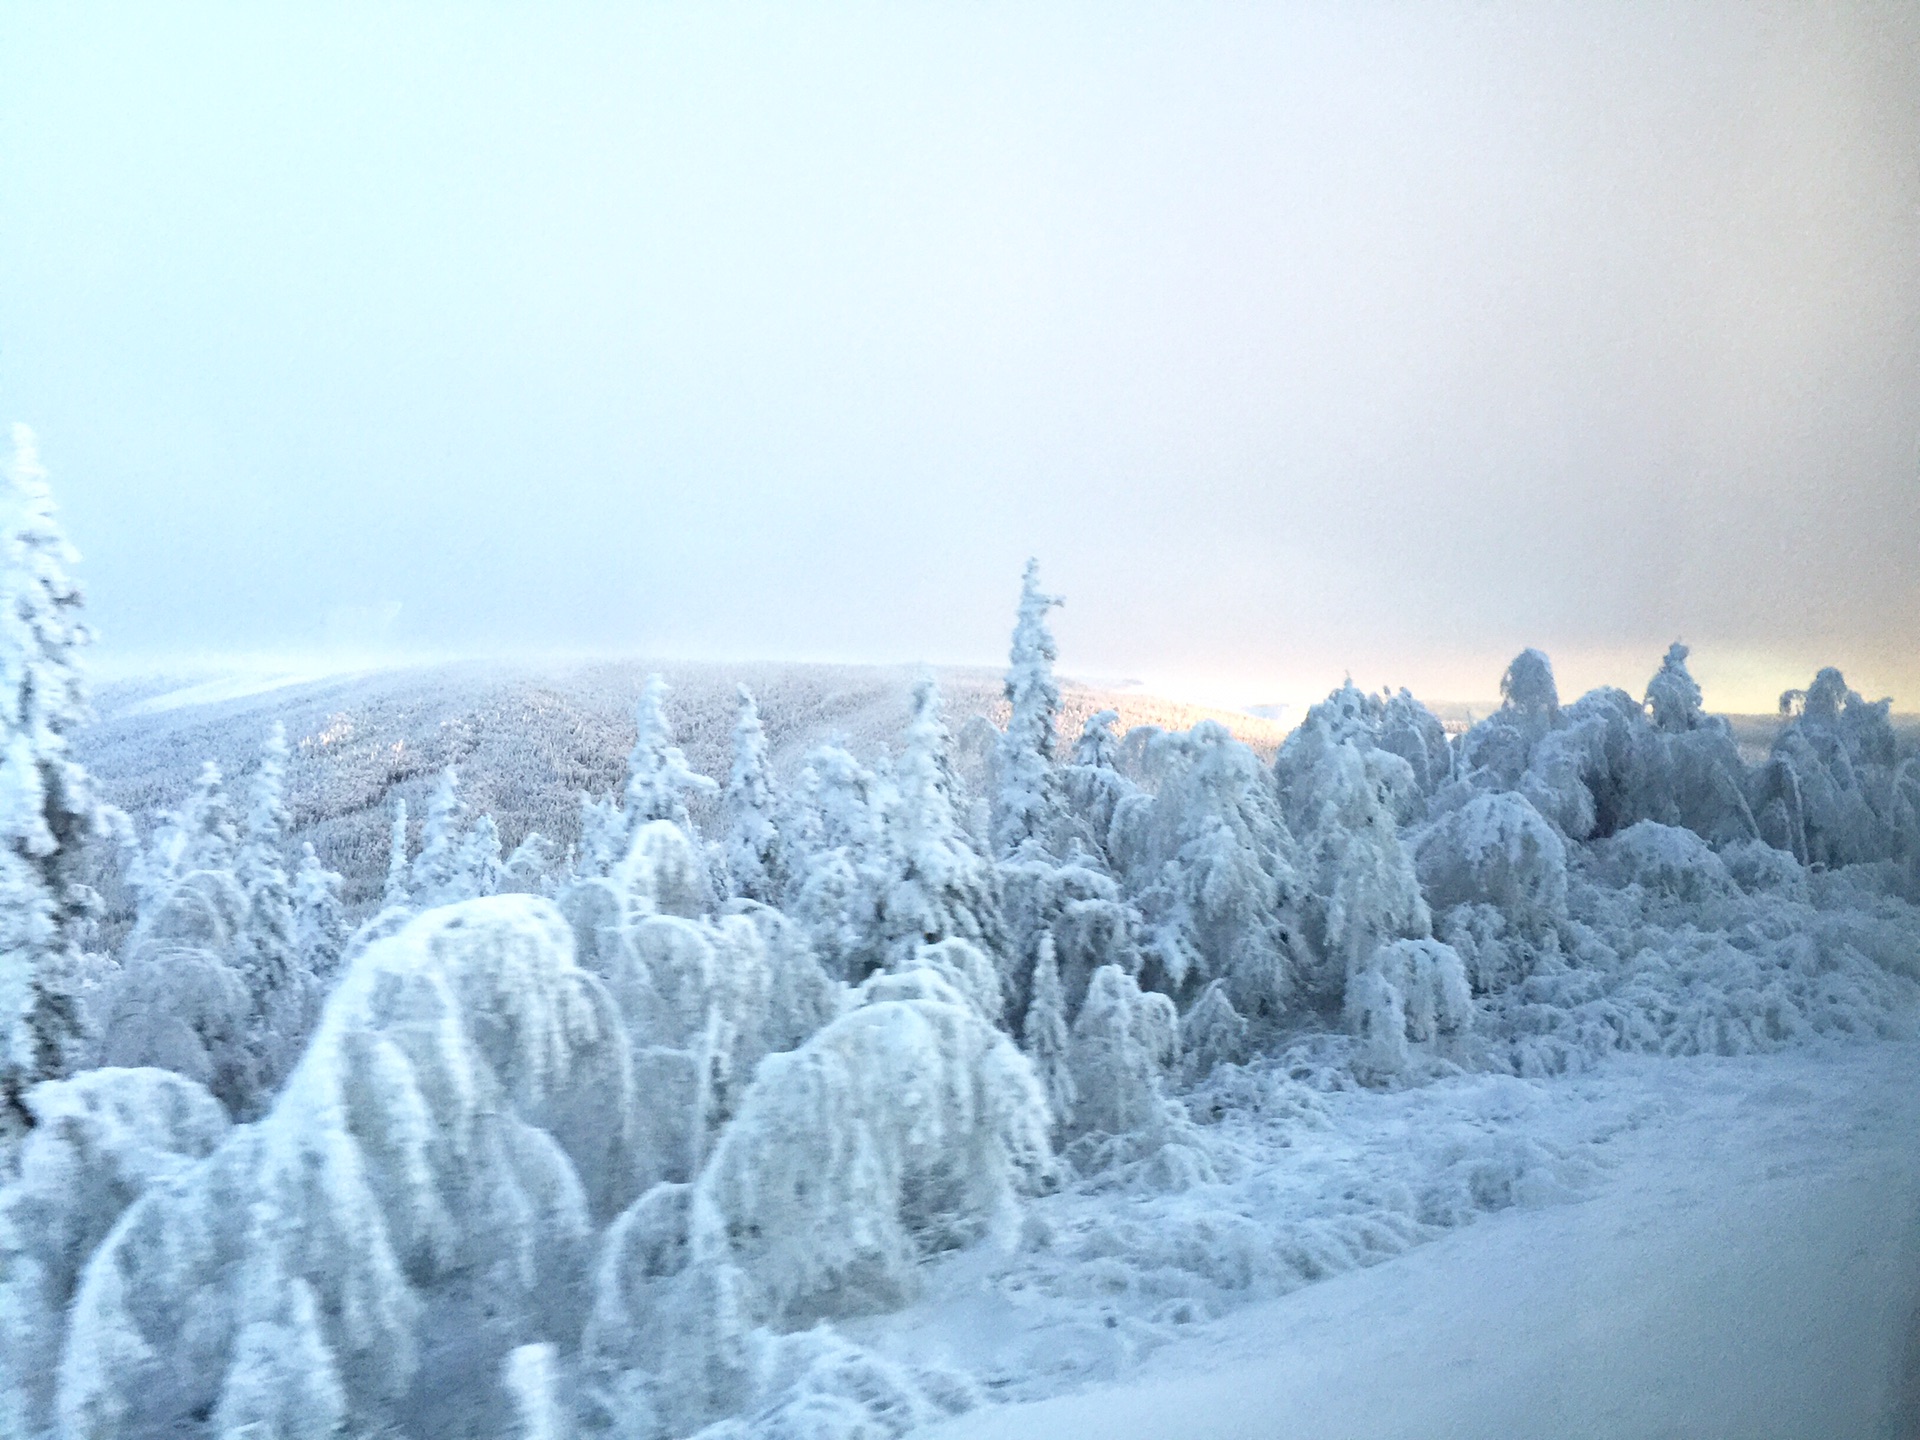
0 427 104 1142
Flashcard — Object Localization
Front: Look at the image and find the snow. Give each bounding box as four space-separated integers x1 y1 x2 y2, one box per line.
915 1039 1920 1440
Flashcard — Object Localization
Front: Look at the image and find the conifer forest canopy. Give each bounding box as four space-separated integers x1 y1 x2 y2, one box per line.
2 5 1919 1438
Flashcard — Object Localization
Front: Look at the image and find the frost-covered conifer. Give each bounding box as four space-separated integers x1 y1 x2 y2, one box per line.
994 559 1064 857
1179 979 1250 1080
1067 964 1179 1143
501 832 557 895
724 685 786 904
410 767 472 908
623 674 718 841
877 679 1005 970
292 842 347 982
0 427 101 1140
783 746 890 979
0 1066 229 1439
1645 641 1706 733
236 725 310 1096
1021 933 1075 1130
1345 937 1473 1075
59 898 637 1440
460 813 504 899
1275 710 1429 1006
382 796 411 910
1109 721 1302 1016
688 976 1053 1328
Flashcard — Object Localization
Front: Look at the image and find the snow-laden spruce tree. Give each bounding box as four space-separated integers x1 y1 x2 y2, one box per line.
781 745 890 980
724 685 786 904
1763 667 1907 868
1056 708 1139 862
410 767 472 908
94 765 258 1113
998 842 1141 1032
1275 704 1430 1008
1065 963 1181 1154
1021 933 1076 1132
1645 641 1706 734
1109 721 1303 1017
876 679 1005 971
993 559 1064 858
0 426 102 1143
1345 937 1474 1076
1457 648 1562 790
291 842 347 983
685 965 1053 1329
459 812 504 899
58 897 639 1440
559 817 843 1189
0 1066 229 1439
381 796 411 909
1415 790 1568 992
235 723 314 1096
623 674 718 840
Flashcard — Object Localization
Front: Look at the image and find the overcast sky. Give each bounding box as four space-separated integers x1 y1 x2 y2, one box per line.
1 2 1914 711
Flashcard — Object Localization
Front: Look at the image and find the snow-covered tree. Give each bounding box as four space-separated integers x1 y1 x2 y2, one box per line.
1021 933 1076 1131
783 746 890 980
1645 641 1706 733
1345 937 1473 1076
623 674 718 841
1275 707 1430 1007
58 897 638 1440
381 796 411 910
291 842 347 983
688 972 1053 1329
235 724 312 1094
724 685 786 904
993 559 1064 857
1109 721 1303 1016
501 832 558 895
0 427 101 1141
459 813 504 900
411 767 465 901
1066 964 1179 1144
0 1066 230 1438
875 679 1005 971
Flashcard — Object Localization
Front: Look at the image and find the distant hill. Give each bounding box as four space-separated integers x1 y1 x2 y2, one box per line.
76 659 1290 912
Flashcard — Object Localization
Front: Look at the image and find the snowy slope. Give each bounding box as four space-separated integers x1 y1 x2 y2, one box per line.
918 1040 1920 1440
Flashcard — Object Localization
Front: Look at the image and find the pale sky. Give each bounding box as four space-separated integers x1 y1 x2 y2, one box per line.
1 2 1915 713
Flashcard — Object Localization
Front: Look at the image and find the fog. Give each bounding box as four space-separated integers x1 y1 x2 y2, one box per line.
1 2 1914 712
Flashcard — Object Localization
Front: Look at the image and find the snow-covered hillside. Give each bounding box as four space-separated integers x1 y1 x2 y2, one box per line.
4 508 1918 1439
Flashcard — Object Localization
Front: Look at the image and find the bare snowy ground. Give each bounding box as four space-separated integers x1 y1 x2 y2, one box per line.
908 1038 1920 1440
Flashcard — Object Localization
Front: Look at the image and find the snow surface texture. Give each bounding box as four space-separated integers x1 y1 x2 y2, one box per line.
7 595 1920 1438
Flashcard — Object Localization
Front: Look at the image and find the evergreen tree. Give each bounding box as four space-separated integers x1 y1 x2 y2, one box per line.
409 767 471 908
993 559 1064 858
1645 641 1706 734
725 686 786 904
622 674 717 842
1021 932 1076 1132
381 796 410 910
878 679 1004 969
458 813 504 899
292 842 347 982
0 427 101 1138
236 725 306 1091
